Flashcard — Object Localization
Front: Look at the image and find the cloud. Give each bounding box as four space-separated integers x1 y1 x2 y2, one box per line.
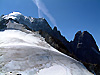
32 0 57 26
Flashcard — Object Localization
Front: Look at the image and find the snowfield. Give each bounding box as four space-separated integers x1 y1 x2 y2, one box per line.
0 29 93 75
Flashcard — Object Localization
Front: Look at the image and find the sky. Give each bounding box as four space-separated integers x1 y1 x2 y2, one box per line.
0 0 100 48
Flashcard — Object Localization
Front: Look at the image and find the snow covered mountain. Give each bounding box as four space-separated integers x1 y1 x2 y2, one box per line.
0 29 93 75
0 12 93 75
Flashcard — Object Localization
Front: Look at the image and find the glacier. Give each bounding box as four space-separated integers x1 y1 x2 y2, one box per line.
0 12 93 75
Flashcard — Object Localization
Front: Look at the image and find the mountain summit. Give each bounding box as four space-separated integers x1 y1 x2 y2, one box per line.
0 12 99 75
2 12 22 20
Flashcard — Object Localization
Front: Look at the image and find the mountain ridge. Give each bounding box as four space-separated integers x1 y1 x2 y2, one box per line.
0 12 100 75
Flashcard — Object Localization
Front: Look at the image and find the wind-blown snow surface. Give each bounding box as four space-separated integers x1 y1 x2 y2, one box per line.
0 29 93 75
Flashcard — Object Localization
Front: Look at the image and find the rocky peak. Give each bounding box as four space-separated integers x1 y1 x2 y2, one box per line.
74 31 82 43
70 31 100 65
53 26 57 31
30 18 52 32
74 31 99 51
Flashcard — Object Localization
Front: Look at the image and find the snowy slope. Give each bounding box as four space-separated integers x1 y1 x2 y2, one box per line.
0 29 93 75
0 12 93 75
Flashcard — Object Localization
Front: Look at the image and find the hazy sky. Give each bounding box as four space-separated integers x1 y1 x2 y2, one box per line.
0 0 100 48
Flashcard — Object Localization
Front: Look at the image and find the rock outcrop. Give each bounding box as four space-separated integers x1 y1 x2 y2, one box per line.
70 31 100 75
70 31 100 64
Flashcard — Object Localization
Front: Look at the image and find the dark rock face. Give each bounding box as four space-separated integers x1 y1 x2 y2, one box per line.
69 31 100 75
74 31 99 51
0 19 7 30
39 30 69 54
18 18 53 33
70 31 100 64
52 27 70 49
83 62 100 75
38 30 77 60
